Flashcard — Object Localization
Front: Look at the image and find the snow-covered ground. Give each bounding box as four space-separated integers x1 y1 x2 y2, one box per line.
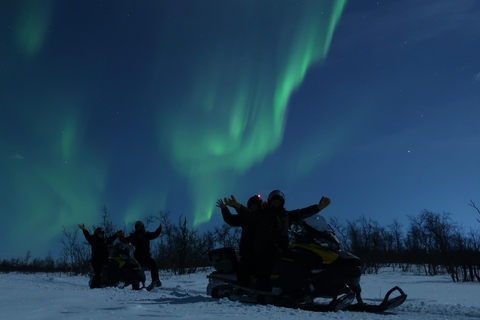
1 268 479 320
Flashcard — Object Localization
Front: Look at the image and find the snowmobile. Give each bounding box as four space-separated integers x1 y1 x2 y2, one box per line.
206 214 407 312
99 241 146 290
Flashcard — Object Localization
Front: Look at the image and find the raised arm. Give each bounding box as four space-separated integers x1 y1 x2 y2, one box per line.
289 197 331 222
217 198 242 227
78 224 93 244
147 224 163 240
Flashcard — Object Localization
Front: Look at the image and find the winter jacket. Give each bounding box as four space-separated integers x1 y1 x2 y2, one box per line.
82 230 117 266
221 207 256 260
123 226 162 260
238 203 320 254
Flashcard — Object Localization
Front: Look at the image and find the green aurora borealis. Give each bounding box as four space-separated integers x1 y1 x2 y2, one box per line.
155 1 347 225
5 0 479 260
1 1 347 257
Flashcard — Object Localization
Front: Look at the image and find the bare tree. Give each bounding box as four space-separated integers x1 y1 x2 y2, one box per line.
155 213 213 274
60 225 90 275
469 200 480 224
100 205 116 235
212 223 241 249
345 216 386 273
407 210 462 280
388 220 404 254
328 217 349 251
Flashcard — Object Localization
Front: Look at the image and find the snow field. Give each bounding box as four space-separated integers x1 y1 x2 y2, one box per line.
1 268 479 320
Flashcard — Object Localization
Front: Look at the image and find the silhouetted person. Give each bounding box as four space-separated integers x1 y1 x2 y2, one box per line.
225 190 331 291
120 221 163 291
217 194 263 286
78 224 119 289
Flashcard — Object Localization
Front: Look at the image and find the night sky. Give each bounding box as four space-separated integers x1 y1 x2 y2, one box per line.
1 0 479 259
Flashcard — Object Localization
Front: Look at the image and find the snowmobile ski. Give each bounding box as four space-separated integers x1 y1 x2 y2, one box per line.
236 291 356 312
346 286 407 312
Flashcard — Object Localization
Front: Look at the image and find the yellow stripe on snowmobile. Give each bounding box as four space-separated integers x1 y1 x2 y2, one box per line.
111 256 126 268
288 243 338 264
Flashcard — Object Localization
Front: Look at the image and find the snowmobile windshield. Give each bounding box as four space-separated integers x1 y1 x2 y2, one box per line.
299 214 341 250
303 214 329 232
110 242 135 260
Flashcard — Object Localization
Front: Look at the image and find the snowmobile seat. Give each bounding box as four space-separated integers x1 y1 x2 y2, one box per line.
208 247 239 274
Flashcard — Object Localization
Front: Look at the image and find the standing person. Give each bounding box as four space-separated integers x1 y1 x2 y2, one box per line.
120 221 163 291
216 194 263 287
225 190 331 292
78 224 120 289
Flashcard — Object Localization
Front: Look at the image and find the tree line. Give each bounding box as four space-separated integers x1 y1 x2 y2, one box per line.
1 203 479 282
0 207 240 276
330 208 480 282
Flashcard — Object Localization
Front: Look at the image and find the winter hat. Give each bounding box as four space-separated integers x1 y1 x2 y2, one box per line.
135 221 145 229
247 195 263 209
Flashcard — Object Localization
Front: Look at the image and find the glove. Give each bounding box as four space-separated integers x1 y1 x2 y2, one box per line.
318 196 331 210
224 195 241 209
